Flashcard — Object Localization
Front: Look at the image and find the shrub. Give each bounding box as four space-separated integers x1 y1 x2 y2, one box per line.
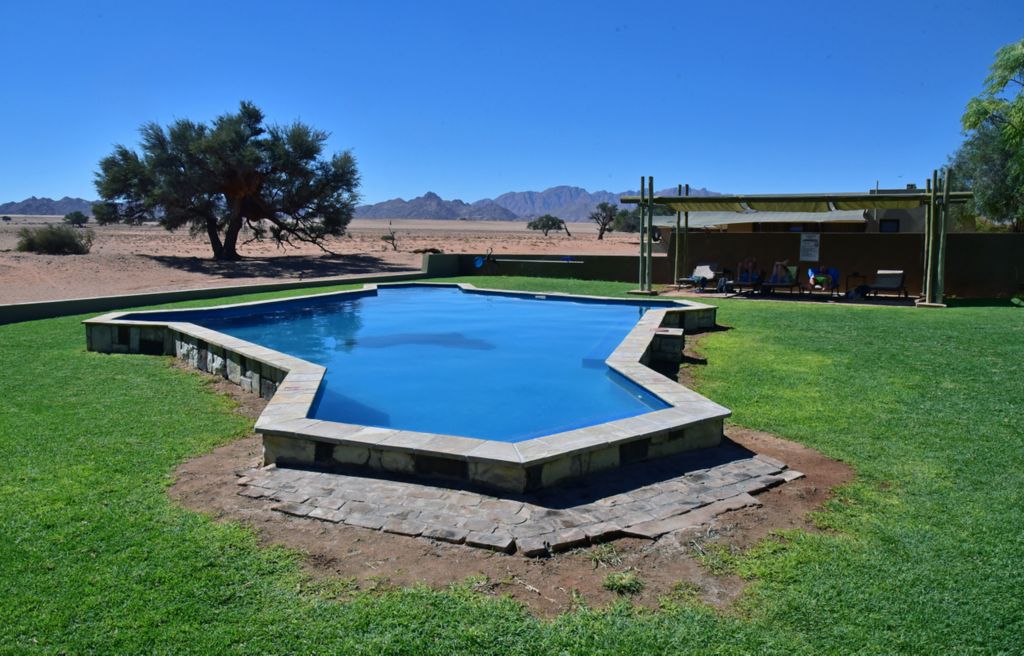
16 225 94 255
1 215 11 222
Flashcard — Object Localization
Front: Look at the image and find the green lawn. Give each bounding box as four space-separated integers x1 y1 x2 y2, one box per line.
1 276 1021 654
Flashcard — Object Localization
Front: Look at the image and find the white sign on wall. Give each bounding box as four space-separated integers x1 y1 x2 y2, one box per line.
799 233 821 262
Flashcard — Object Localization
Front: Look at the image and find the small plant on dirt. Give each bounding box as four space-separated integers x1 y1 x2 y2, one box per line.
449 574 494 595
302 576 359 601
603 570 645 595
380 221 398 250
364 574 394 593
585 543 623 569
692 540 739 576
658 581 704 610
568 588 589 612
16 225 94 254
671 581 702 601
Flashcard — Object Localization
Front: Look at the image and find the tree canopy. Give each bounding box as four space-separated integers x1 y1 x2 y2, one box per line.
63 211 88 227
957 38 1024 232
526 214 569 236
93 101 360 260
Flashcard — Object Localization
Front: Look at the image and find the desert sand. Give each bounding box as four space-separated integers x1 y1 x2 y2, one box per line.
0 216 643 304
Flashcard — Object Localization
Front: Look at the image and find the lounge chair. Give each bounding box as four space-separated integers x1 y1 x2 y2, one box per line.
867 270 908 298
680 263 719 291
763 265 800 294
731 270 764 295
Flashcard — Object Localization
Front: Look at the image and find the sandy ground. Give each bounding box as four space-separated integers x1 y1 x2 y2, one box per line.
0 216 643 304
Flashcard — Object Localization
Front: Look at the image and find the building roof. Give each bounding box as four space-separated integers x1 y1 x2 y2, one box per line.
652 209 865 229
621 191 938 212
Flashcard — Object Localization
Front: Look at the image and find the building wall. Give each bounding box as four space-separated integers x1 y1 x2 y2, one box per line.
451 232 1024 298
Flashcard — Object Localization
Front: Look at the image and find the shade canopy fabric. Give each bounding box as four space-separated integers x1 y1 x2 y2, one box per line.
620 192 928 213
652 209 865 229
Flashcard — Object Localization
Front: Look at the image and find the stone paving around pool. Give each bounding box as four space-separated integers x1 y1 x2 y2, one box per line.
237 439 804 557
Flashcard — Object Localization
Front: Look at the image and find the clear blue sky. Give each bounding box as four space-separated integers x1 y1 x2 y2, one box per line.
1 1 1021 204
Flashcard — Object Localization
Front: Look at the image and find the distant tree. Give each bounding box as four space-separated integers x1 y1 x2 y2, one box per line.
612 202 678 235
1 215 11 223
527 214 569 236
93 101 360 260
958 38 1024 232
63 210 89 227
589 202 616 240
613 208 641 233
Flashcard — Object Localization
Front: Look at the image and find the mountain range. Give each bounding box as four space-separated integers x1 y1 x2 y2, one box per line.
0 196 95 216
1 185 719 222
356 185 719 221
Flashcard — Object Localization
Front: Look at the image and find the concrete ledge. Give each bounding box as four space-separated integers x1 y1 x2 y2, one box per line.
84 281 728 494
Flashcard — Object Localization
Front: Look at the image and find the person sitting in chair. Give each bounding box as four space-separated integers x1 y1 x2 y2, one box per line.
736 257 760 284
807 265 833 291
768 259 792 283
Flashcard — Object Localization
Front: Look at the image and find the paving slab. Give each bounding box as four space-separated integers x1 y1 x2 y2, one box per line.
622 493 762 539
243 442 804 557
466 531 515 553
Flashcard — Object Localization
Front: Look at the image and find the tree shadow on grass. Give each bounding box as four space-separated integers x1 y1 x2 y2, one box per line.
141 253 417 280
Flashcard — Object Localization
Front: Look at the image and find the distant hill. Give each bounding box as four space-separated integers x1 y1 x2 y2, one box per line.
357 185 719 221
0 196 95 216
3 187 719 222
355 192 519 220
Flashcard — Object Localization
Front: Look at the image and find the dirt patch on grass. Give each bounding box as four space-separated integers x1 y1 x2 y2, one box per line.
169 365 853 617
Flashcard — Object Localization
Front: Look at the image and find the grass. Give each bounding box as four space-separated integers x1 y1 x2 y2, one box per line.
1 275 1022 653
584 543 623 569
603 571 645 596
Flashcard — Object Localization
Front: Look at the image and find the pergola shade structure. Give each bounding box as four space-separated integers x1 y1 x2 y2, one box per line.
652 209 865 229
633 193 932 214
621 173 970 305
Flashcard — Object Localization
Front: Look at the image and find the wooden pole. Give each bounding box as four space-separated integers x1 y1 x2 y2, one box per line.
925 170 938 303
638 176 645 290
925 173 933 296
683 183 690 284
674 183 682 288
936 169 951 303
646 176 654 291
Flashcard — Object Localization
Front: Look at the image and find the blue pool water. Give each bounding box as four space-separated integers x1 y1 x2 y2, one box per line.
130 286 673 442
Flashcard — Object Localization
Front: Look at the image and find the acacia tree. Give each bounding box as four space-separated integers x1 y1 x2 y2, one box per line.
589 202 616 240
93 101 360 260
63 211 88 227
527 214 570 236
950 122 1022 231
959 38 1024 231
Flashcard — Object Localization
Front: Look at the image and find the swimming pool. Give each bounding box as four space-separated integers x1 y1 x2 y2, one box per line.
86 283 729 492
127 286 670 441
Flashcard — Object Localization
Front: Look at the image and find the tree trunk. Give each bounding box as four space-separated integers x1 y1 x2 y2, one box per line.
218 199 245 261
597 225 606 240
205 215 228 260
